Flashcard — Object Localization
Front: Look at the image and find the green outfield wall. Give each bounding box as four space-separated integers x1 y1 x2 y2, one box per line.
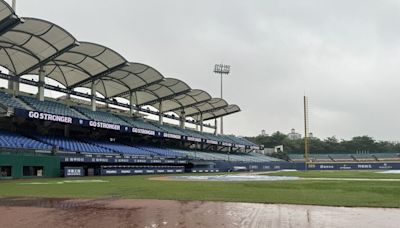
0 152 60 179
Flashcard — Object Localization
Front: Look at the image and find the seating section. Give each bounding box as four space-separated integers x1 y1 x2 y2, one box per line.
118 115 162 132
19 95 87 119
0 129 284 162
152 123 184 135
137 146 183 157
225 135 258 146
171 149 281 162
0 94 259 147
87 140 156 156
73 106 128 125
289 153 400 162
0 130 51 150
37 136 112 154
0 91 26 109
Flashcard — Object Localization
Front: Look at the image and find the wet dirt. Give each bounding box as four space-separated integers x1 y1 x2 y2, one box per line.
0 197 398 228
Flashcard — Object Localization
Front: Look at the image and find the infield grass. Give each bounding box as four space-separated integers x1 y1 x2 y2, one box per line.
0 170 400 208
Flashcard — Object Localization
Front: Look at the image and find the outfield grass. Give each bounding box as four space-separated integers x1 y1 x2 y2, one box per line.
262 170 400 179
0 171 399 208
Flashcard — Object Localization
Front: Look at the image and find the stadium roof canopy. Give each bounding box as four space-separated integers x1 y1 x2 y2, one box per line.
181 98 229 117
152 89 212 114
119 78 191 106
0 0 19 32
0 17 78 76
197 104 241 121
30 41 128 90
0 0 240 122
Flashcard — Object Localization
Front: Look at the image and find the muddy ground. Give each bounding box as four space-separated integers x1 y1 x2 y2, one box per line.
0 198 398 228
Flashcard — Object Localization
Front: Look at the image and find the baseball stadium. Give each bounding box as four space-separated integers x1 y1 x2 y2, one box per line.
0 1 400 227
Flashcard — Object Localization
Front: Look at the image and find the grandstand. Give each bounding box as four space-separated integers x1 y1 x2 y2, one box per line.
0 0 282 178
2 0 397 179
289 153 400 163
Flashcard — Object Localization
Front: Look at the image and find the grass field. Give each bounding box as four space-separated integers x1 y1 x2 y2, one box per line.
0 170 400 208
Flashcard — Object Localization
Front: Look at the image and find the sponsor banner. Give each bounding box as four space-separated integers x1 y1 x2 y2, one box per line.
206 139 218 145
306 162 400 170
187 136 202 142
163 133 182 140
235 144 246 149
64 167 84 177
89 120 120 130
61 156 188 165
222 142 232 147
132 127 156 136
27 110 73 124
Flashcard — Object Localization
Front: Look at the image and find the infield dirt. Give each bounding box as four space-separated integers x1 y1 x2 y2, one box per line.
0 197 399 228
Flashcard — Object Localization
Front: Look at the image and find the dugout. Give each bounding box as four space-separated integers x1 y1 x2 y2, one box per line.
0 152 60 179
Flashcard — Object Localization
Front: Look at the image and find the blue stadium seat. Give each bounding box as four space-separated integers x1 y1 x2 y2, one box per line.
0 130 52 150
36 136 113 154
0 91 26 109
73 106 128 125
19 95 87 119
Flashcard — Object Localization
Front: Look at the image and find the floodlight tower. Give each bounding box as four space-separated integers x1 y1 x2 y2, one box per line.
213 63 230 134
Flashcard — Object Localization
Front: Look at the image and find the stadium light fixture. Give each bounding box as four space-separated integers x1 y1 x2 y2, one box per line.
213 63 231 134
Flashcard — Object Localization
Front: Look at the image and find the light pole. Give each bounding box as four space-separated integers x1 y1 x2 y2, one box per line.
213 63 230 134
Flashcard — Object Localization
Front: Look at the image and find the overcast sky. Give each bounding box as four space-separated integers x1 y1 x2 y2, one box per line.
6 0 400 140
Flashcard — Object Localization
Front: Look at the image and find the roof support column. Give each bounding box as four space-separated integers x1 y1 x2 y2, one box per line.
7 72 14 94
214 118 217 135
91 81 96 111
129 91 135 116
158 101 163 125
200 113 204 133
37 67 45 101
8 73 19 96
180 110 185 129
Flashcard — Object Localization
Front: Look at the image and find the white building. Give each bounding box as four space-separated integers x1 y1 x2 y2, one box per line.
287 128 301 140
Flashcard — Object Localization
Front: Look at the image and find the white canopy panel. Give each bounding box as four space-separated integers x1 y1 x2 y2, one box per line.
198 104 241 121
182 98 228 117
30 42 127 88
152 89 211 113
122 78 191 106
0 17 77 76
81 62 164 98
0 0 15 24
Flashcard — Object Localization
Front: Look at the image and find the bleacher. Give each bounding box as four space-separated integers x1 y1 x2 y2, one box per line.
171 149 281 162
152 123 185 135
36 136 113 154
372 153 400 161
137 146 183 157
19 95 86 119
118 115 162 132
0 91 26 109
86 140 156 156
73 106 128 125
0 130 51 150
289 153 400 162
0 91 262 149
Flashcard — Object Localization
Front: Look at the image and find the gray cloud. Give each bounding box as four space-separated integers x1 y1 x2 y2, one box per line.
7 0 400 140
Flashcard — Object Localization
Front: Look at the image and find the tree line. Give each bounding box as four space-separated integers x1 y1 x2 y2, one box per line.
246 131 400 160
